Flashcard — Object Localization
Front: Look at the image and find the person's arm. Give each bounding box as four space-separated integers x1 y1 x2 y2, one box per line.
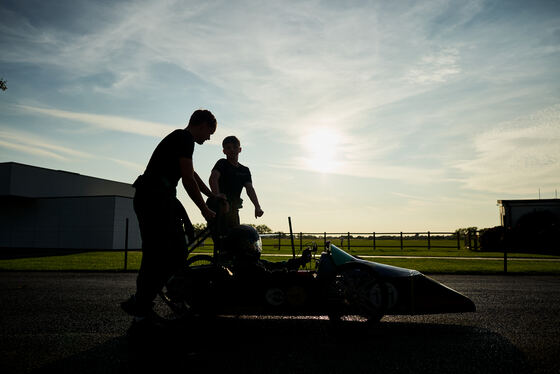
209 169 221 195
194 171 213 197
180 157 215 220
245 182 264 218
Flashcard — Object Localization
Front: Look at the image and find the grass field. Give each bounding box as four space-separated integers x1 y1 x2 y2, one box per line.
0 245 558 274
199 237 560 258
263 237 467 252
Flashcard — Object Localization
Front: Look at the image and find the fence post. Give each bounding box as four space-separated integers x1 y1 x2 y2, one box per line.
503 228 510 274
299 232 303 252
278 232 281 251
474 230 479 251
347 232 351 252
124 218 129 271
324 232 327 249
373 232 376 251
400 232 403 250
289 217 295 259
427 231 431 250
457 231 461 250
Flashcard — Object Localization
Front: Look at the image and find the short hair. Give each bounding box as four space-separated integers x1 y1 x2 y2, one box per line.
188 109 217 130
222 135 240 148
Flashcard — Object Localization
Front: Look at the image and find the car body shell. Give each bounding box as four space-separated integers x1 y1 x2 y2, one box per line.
180 244 475 318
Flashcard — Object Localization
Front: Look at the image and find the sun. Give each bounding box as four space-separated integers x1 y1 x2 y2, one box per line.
301 128 340 173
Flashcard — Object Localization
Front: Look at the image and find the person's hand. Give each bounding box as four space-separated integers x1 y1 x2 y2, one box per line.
301 248 312 264
201 206 216 221
255 206 264 218
214 193 227 201
215 196 230 214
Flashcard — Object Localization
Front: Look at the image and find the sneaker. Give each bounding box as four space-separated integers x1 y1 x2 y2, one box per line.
121 295 140 316
121 295 154 317
165 275 184 303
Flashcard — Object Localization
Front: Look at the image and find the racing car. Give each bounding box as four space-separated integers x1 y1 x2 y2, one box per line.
155 223 476 323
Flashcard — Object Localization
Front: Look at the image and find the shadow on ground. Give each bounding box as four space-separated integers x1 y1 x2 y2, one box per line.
30 317 530 374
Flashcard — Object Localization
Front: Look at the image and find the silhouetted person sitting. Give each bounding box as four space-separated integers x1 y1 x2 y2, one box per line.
220 225 311 280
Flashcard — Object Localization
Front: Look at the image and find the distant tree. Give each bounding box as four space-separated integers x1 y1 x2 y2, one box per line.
479 226 505 252
239 223 273 234
256 224 273 234
192 223 207 237
0 78 7 91
454 227 478 249
454 227 478 238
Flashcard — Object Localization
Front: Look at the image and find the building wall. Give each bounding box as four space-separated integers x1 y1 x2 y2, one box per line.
498 199 560 228
0 196 140 249
0 162 134 198
112 197 141 250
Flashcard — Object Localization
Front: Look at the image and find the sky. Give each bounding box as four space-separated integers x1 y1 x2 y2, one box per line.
1 0 559 233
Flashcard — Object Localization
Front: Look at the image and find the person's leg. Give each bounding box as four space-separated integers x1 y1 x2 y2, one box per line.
131 194 181 315
207 197 230 256
226 208 240 228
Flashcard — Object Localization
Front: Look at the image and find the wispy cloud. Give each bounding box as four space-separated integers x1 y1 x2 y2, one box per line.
105 157 144 171
0 128 92 160
1 1 478 131
1 0 559 231
405 48 461 84
0 128 143 171
0 139 67 161
18 105 175 138
280 155 444 184
453 104 560 194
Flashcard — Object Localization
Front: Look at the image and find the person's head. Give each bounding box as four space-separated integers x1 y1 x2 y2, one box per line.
222 135 241 160
186 109 217 144
224 224 262 262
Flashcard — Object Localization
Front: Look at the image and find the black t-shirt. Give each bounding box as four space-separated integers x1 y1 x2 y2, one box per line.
141 129 194 190
213 158 252 208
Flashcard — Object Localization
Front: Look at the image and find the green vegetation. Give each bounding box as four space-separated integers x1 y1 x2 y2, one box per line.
2 226 557 273
0 247 558 274
355 258 560 274
260 237 558 258
0 251 142 271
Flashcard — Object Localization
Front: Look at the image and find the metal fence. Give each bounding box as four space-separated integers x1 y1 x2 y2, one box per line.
260 231 481 252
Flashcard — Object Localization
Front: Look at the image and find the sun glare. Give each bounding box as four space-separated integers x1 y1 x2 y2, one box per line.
302 128 340 173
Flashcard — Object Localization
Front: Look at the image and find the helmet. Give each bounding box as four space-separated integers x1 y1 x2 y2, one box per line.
224 225 262 261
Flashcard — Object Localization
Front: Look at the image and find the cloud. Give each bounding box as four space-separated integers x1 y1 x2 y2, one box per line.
280 155 443 184
0 128 92 160
405 48 461 84
0 139 67 161
453 104 560 194
1 1 475 133
2 0 558 197
0 128 143 170
18 105 175 138
105 157 144 171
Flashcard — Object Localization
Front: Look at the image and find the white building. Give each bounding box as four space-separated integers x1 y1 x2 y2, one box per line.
0 162 141 250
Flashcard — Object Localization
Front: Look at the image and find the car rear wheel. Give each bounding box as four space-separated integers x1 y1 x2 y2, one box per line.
155 255 217 321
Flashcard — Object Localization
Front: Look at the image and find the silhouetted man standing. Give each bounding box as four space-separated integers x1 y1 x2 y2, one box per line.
122 109 218 326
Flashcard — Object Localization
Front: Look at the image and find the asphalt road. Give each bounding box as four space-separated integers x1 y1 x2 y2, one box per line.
0 272 558 374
